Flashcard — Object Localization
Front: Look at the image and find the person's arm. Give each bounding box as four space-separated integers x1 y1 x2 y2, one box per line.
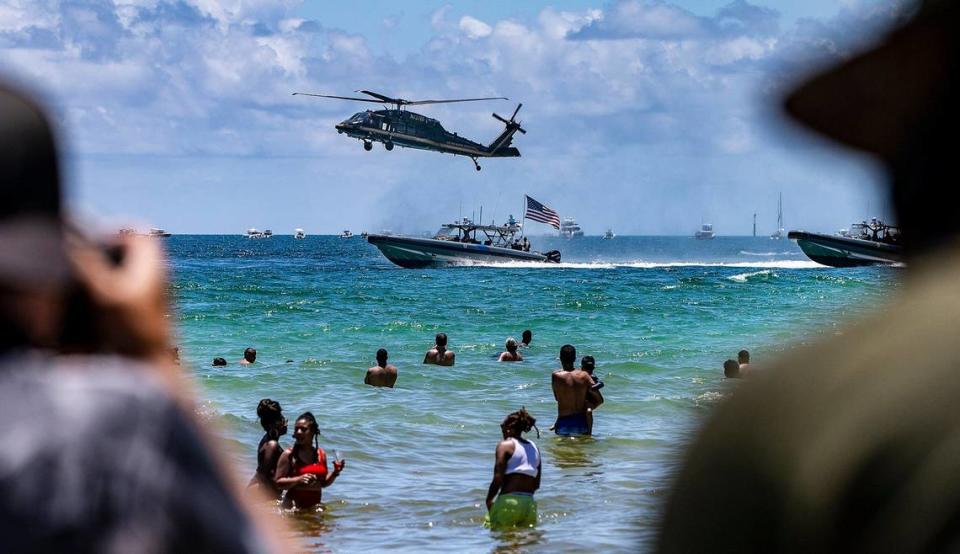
551 372 561 401
498 352 507 362
423 350 433 364
534 460 542 491
323 459 345 488
516 352 523 362
587 388 604 410
485 441 513 510
446 352 455 366
274 450 315 490
364 369 372 385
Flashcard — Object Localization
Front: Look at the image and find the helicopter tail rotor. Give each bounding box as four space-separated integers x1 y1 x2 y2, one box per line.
492 103 526 134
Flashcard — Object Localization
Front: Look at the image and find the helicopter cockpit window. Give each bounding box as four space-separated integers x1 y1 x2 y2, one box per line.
349 113 367 125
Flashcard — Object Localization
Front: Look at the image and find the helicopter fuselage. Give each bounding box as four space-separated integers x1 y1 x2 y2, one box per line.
335 109 520 159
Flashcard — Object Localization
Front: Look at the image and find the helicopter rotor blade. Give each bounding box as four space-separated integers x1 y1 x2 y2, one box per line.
510 103 522 120
492 113 510 125
292 92 387 103
405 97 509 106
356 90 410 105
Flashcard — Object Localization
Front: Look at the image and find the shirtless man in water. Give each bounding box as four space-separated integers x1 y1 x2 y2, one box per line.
551 344 602 436
424 333 455 366
365 348 398 387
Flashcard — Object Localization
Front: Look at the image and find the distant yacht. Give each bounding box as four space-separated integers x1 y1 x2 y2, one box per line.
771 192 786 239
602 229 615 240
695 223 715 239
294 228 306 239
339 230 354 239
246 228 270 239
360 231 369 239
148 228 172 237
559 217 584 239
263 229 273 237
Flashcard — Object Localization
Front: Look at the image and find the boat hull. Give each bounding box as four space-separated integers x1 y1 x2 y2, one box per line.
366 234 553 268
788 231 902 267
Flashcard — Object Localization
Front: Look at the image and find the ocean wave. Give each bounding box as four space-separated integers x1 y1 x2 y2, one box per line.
462 260 825 270
728 269 774 282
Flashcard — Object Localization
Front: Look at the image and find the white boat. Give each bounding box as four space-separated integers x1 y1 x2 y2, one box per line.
246 228 269 239
695 223 715 239
559 217 584 239
339 230 354 239
771 192 786 239
294 228 306 239
263 229 273 237
602 229 615 240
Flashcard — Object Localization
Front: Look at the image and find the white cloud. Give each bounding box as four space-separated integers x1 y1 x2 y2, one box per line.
458 15 491 39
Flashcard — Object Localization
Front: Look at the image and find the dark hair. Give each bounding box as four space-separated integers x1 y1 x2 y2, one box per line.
435 332 447 346
581 355 595 372
724 359 740 378
212 357 227 366
560 344 577 365
738 350 750 363
295 411 320 451
244 347 256 360
256 398 283 431
376 348 388 360
522 329 532 341
502 407 538 438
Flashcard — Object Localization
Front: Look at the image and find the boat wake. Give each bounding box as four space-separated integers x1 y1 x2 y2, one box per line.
457 260 825 270
739 250 795 257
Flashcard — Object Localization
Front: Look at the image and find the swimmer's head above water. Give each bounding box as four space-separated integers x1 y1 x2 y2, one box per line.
724 359 740 378
376 348 388 366
257 398 286 437
521 330 532 345
435 333 447 348
293 411 320 449
560 344 577 369
505 337 518 353
243 347 257 363
501 407 538 439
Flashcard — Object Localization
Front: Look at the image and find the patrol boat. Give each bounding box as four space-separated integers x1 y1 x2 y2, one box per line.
366 215 561 268
788 218 902 267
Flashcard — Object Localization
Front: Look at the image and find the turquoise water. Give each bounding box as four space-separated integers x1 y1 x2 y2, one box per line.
171 235 898 552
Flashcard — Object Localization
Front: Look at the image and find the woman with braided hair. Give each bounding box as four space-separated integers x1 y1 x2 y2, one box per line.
274 411 345 510
484 408 542 529
247 398 287 499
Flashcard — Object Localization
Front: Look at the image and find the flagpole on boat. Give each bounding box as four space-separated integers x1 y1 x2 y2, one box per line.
521 195 526 238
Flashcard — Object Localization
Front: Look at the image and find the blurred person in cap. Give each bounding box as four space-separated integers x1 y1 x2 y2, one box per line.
0 83 282 552
658 2 960 552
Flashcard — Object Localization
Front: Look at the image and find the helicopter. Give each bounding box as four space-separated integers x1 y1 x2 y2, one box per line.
292 90 525 171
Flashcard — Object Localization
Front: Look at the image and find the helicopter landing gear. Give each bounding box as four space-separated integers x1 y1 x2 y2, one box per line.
384 141 394 151
471 157 481 171
363 141 373 151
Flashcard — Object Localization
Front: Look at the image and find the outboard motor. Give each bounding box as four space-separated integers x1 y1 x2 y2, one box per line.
545 250 562 263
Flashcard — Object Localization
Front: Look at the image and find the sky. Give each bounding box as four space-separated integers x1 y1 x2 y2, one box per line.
0 0 911 235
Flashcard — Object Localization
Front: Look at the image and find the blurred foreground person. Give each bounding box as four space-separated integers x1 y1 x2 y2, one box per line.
0 84 280 552
658 2 960 552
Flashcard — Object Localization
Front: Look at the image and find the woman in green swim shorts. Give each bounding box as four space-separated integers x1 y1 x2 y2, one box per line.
484 408 541 529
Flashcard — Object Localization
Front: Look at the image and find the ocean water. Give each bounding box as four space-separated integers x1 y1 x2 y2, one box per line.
170 235 898 552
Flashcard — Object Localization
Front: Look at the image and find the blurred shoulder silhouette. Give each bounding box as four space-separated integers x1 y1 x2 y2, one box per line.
0 83 278 552
658 2 960 552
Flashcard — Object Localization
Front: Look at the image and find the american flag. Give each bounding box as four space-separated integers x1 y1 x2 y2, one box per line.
524 195 561 229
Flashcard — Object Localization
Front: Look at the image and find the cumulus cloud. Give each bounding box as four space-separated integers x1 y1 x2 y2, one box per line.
459 15 492 39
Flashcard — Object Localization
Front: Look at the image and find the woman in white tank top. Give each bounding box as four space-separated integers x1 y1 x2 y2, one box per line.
484 408 542 529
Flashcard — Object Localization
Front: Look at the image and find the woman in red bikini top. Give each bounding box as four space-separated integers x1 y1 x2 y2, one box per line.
274 411 345 510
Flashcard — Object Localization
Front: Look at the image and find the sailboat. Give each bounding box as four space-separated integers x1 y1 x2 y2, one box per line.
771 192 785 240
